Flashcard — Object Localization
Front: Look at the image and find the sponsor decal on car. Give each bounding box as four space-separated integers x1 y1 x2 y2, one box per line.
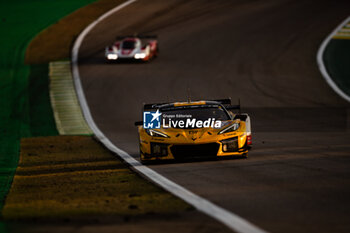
143 109 222 129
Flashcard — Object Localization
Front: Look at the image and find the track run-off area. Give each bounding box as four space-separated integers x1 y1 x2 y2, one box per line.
76 1 350 233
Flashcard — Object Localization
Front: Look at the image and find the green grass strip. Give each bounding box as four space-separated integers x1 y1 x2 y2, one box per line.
0 0 97 213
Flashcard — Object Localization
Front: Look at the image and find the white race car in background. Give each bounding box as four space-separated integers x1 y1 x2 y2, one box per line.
105 35 158 62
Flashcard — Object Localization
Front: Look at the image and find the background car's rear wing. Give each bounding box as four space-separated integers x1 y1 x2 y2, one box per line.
116 35 158 40
138 35 158 39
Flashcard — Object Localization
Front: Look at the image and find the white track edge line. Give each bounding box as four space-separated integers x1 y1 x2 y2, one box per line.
71 1 267 232
317 16 350 103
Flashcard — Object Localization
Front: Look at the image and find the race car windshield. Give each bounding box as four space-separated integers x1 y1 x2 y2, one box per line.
161 105 230 121
122 40 136 49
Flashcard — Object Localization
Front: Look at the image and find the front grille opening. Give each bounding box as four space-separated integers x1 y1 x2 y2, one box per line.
150 142 169 157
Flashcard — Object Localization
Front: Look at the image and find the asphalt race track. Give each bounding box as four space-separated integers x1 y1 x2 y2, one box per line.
77 1 350 232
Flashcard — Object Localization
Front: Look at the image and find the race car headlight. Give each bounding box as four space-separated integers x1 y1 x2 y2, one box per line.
134 53 146 59
218 123 240 135
221 137 238 152
107 54 118 60
146 129 169 138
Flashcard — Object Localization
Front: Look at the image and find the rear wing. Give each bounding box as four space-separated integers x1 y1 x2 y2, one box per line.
143 102 168 111
116 34 158 40
143 98 240 111
210 98 240 112
139 35 158 39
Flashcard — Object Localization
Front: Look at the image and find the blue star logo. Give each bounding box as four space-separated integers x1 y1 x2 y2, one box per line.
143 109 162 129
